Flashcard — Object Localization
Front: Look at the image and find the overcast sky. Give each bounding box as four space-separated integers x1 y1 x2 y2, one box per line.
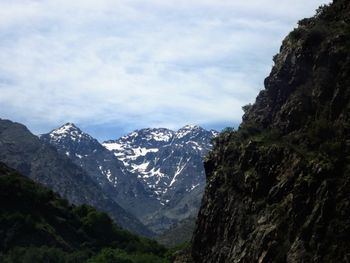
0 0 331 141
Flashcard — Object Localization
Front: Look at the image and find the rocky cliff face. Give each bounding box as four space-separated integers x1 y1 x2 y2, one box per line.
192 1 350 262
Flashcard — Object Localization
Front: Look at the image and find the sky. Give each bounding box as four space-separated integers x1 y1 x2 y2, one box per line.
0 0 331 141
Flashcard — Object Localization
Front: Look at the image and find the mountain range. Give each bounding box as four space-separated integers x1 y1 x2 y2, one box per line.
41 123 217 235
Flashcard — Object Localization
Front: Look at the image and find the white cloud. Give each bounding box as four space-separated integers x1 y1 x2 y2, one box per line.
0 0 331 139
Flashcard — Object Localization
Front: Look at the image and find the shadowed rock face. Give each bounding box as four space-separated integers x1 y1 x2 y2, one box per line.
192 1 350 262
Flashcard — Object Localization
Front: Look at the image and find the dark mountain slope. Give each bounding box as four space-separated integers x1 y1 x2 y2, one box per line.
192 1 350 262
0 119 152 236
40 123 126 193
0 162 167 262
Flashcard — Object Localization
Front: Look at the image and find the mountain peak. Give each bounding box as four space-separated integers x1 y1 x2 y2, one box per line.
50 122 82 134
175 125 206 140
58 122 79 131
45 122 94 143
180 125 200 130
64 122 77 127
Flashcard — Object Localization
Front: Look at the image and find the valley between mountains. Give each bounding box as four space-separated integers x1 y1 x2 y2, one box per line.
1 1 349 262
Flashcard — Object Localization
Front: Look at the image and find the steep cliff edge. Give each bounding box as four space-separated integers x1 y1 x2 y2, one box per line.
192 1 350 262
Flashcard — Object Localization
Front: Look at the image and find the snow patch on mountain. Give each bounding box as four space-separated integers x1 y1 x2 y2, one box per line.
148 130 173 142
169 157 189 187
175 125 199 139
104 142 124 151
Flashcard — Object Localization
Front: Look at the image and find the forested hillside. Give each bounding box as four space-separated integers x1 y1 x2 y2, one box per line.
0 162 169 263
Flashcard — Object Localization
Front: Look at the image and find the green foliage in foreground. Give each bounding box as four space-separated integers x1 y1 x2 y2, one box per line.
87 248 168 263
0 246 91 263
0 246 169 263
0 163 169 263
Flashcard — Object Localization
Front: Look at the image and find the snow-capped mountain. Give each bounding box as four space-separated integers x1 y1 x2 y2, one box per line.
42 123 218 234
103 126 217 201
41 123 121 187
40 123 160 220
103 125 218 232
